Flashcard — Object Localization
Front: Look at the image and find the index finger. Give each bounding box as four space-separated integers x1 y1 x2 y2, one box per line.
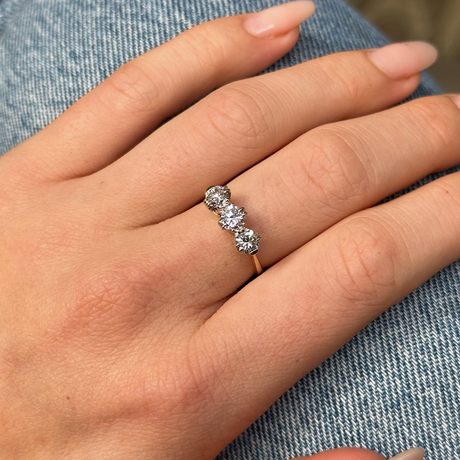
6 2 315 180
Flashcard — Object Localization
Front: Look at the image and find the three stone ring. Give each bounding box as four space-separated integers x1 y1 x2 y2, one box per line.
203 185 263 276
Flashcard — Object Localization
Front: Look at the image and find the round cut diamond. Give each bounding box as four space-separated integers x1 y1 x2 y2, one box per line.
235 228 260 255
204 185 231 212
219 204 246 232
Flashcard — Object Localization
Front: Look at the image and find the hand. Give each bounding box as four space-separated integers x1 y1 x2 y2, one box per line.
0 1 456 459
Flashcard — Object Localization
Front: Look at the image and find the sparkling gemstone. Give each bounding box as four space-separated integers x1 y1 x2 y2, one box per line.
219 204 246 232
235 228 260 255
204 185 231 212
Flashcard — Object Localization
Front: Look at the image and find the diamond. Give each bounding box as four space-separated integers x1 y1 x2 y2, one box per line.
204 185 231 212
219 204 246 232
235 228 260 255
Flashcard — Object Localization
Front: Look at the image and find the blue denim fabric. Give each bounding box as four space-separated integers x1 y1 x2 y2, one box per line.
0 1 458 460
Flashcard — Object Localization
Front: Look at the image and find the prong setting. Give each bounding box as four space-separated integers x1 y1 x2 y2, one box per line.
219 204 246 232
204 185 231 212
235 228 260 255
204 185 261 264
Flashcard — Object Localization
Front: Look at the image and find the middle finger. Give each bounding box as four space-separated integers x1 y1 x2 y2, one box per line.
93 43 435 226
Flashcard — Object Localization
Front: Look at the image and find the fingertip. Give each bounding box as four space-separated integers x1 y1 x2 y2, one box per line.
367 41 438 80
243 1 316 39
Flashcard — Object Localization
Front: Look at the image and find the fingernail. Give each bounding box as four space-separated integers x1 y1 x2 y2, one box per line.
389 447 425 460
243 1 316 39
449 94 460 109
368 41 438 80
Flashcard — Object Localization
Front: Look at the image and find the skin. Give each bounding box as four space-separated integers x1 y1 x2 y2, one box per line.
0 11 459 460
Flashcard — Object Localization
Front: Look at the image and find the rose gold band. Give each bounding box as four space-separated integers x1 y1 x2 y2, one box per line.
252 255 263 275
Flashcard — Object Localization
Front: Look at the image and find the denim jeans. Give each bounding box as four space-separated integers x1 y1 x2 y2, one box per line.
0 1 458 459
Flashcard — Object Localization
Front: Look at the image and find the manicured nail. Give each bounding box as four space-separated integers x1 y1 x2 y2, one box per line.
368 41 438 80
389 447 425 460
449 94 460 109
243 1 316 39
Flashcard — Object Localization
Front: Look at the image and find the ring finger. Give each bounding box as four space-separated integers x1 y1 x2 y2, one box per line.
94 42 436 226
133 93 460 307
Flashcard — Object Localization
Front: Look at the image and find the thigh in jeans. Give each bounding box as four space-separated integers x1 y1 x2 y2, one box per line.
0 1 457 459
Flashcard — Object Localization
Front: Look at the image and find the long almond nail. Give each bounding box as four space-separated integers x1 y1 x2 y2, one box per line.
243 1 315 39
389 447 425 460
449 94 460 109
368 41 438 80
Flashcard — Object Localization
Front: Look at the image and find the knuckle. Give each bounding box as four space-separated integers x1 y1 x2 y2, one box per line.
132 338 216 419
329 214 402 306
205 82 272 150
63 258 168 340
312 53 363 103
99 60 162 116
406 96 460 150
181 20 229 74
76 265 139 317
289 126 369 212
138 360 210 419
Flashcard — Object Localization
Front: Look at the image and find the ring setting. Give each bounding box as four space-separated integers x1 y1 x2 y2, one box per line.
218 204 246 232
203 185 231 212
204 185 262 275
235 228 260 256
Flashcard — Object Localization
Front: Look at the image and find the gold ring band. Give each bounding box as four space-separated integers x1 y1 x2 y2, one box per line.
252 254 263 275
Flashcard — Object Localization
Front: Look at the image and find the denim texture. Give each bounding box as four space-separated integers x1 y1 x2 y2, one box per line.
0 1 459 459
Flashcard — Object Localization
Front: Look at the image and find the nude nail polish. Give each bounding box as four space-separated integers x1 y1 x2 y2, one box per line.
367 41 438 80
449 94 460 109
243 1 316 39
389 447 425 460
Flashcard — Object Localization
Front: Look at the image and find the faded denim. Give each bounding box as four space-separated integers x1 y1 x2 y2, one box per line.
0 1 458 459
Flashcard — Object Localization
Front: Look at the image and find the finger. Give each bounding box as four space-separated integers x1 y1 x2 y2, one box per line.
224 94 460 266
6 2 315 181
193 168 460 449
292 447 386 460
97 41 437 226
129 94 460 309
